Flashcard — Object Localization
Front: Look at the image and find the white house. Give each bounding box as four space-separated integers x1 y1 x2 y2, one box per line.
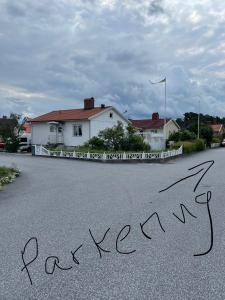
131 112 180 150
31 97 129 146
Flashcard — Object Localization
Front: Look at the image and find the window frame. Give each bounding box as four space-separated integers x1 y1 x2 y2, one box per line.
49 125 55 133
73 124 82 137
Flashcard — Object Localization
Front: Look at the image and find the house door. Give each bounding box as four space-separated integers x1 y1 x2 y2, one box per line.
57 126 64 143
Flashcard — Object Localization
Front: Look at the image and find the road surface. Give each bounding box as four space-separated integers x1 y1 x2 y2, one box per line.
0 149 225 299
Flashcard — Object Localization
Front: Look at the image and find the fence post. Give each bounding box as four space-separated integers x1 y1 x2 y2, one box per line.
32 145 36 156
60 150 63 157
123 152 126 160
87 152 90 159
103 152 106 160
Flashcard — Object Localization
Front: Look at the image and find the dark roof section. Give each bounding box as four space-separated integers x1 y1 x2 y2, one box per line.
130 118 170 129
31 106 110 123
0 118 17 126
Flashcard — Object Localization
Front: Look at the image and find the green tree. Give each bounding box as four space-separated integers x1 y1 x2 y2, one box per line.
86 122 149 151
180 130 196 141
0 113 23 152
200 126 213 146
99 121 125 150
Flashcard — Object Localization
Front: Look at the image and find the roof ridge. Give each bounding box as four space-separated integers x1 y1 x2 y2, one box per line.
49 106 111 113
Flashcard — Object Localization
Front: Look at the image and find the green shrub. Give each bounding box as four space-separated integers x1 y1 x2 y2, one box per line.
5 138 20 153
195 139 205 151
212 136 222 143
168 132 180 142
200 126 213 146
172 139 205 154
180 130 196 141
0 166 20 188
181 141 195 154
122 135 150 151
169 130 196 142
87 136 105 150
84 122 150 152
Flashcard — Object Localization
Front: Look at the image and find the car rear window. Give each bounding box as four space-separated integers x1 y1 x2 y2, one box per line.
20 137 27 142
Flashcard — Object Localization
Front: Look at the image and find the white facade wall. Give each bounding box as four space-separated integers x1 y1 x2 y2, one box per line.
63 121 90 146
31 123 49 145
90 108 128 137
142 129 165 150
164 121 179 139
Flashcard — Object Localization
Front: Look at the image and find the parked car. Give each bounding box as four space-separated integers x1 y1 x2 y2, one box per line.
18 134 31 152
221 139 225 147
0 141 6 150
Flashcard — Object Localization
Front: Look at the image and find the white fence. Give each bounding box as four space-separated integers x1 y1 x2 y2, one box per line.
34 145 183 161
211 143 220 148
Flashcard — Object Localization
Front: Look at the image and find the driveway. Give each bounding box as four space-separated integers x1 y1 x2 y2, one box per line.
0 149 225 299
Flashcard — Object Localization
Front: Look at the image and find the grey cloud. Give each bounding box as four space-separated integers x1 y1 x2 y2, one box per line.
0 0 224 119
5 2 26 17
148 0 165 15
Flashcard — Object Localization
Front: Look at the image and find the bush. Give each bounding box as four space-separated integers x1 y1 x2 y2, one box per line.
5 138 20 153
0 166 20 188
172 139 205 154
169 130 196 142
212 136 222 143
84 122 150 152
177 141 196 154
87 136 105 150
99 122 124 151
168 132 180 142
180 130 196 141
200 126 213 146
122 135 150 151
195 139 205 151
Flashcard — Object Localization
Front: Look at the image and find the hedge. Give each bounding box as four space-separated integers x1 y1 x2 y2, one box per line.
172 139 205 154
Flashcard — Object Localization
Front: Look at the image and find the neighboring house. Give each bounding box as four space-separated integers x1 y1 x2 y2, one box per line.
30 97 129 146
130 112 180 150
21 118 32 134
209 124 225 137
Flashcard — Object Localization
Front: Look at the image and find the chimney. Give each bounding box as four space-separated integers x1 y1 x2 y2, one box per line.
84 97 95 110
152 112 159 120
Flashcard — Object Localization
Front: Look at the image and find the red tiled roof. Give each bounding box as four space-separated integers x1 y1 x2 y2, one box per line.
31 107 110 122
131 118 170 129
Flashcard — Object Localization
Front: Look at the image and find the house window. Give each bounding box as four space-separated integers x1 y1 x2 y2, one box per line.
49 125 55 132
58 126 63 133
151 129 157 133
73 124 82 136
109 112 113 118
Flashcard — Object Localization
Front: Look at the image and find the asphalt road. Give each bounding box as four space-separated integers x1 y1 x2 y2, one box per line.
0 149 225 300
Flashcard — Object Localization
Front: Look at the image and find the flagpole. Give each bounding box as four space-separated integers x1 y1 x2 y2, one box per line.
164 77 167 127
149 77 167 149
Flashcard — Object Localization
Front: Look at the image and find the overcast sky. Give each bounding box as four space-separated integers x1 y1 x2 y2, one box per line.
0 0 225 119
